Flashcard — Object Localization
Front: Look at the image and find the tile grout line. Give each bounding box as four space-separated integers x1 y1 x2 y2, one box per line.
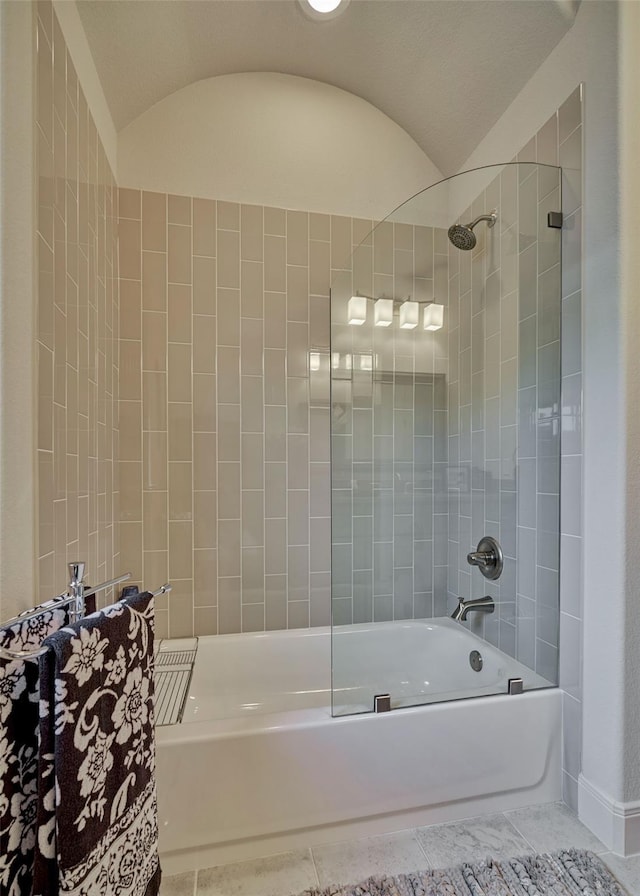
308 845 322 889
411 827 433 868
498 812 538 854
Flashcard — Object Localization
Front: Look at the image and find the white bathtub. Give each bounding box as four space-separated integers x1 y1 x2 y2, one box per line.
156 618 561 874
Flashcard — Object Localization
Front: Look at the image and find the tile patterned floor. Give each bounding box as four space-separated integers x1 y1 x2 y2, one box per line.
160 801 639 895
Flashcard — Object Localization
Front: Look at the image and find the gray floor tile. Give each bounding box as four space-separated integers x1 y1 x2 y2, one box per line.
416 813 532 868
601 853 640 895
196 850 318 896
161 871 196 896
311 831 430 888
505 801 608 855
184 802 634 895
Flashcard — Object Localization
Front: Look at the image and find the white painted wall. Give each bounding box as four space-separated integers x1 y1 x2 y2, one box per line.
461 0 640 849
619 0 640 820
461 2 612 177
118 72 442 221
0 0 36 622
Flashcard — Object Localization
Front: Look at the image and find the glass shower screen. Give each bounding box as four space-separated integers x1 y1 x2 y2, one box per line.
330 163 562 716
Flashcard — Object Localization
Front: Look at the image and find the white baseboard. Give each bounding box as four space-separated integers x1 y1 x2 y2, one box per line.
578 774 640 856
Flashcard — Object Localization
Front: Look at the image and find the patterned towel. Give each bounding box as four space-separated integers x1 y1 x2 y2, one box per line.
33 592 161 896
0 600 71 896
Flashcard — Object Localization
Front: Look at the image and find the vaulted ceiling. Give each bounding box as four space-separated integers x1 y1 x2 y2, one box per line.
76 0 578 175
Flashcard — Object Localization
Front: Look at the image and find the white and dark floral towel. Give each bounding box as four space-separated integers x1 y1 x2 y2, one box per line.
33 591 161 896
0 600 70 896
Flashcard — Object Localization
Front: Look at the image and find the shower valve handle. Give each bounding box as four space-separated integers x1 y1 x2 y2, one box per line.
467 551 494 567
466 536 503 581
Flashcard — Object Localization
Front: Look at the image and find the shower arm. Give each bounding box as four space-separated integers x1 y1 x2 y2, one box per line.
467 212 497 230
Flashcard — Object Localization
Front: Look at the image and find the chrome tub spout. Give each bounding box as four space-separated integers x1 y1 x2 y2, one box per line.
451 595 495 622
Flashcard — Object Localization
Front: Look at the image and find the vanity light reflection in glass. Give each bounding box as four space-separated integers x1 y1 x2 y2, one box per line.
347 296 444 331
423 303 444 331
347 295 367 325
332 352 353 371
374 298 394 327
399 300 419 329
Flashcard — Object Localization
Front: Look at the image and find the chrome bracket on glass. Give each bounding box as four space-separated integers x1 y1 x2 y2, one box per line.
466 536 504 580
508 678 524 695
547 211 563 229
374 694 391 713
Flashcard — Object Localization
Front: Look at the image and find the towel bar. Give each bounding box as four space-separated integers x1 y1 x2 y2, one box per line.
0 563 172 662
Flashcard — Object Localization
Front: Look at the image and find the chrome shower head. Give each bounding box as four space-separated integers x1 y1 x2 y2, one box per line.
448 211 497 251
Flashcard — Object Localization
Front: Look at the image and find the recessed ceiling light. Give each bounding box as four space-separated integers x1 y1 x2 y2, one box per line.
309 0 341 11
297 0 350 21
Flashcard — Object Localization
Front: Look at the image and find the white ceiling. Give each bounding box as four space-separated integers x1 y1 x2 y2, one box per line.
76 0 577 175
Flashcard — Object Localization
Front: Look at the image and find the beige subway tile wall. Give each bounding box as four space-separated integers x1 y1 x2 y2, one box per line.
445 92 582 703
446 160 562 665
444 161 558 661
329 224 450 625
441 90 583 809
36 0 120 602
119 190 380 637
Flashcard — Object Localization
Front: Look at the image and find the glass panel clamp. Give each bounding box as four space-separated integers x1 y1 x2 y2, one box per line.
374 694 391 713
508 678 524 695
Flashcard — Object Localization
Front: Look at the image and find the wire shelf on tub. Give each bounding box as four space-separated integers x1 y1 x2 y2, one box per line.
154 639 197 726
